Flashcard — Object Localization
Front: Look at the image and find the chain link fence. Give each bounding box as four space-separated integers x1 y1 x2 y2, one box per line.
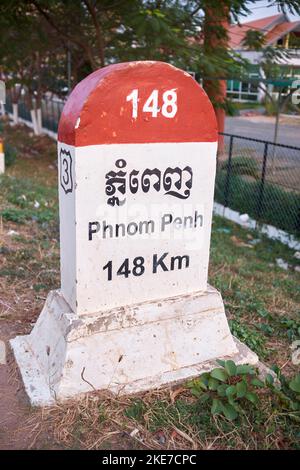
216 133 300 237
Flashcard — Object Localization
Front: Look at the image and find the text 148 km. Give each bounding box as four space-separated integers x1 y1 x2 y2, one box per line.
103 252 190 281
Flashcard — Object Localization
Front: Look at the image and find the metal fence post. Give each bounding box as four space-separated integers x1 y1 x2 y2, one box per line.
257 142 268 219
224 135 233 208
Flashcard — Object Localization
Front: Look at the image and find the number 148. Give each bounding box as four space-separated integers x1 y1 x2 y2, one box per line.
126 89 177 119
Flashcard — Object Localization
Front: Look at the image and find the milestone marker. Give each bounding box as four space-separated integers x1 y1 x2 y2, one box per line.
11 62 258 405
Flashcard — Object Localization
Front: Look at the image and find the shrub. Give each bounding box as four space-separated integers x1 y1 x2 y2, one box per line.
221 156 259 179
187 361 264 421
0 176 58 224
188 362 300 423
4 143 17 167
225 99 239 117
214 171 300 236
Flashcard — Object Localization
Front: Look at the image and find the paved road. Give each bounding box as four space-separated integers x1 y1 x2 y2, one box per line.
225 115 300 148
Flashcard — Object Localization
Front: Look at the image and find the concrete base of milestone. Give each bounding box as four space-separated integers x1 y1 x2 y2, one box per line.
10 286 259 406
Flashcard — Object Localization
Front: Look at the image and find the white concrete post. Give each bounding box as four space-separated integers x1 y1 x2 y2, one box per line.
0 102 5 116
30 109 40 135
37 108 42 134
0 139 4 174
12 103 18 125
11 62 258 406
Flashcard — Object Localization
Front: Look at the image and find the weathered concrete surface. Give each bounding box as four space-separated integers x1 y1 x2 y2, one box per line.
0 340 6 364
11 287 258 406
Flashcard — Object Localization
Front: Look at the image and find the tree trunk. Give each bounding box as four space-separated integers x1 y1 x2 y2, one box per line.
30 109 40 135
203 2 230 155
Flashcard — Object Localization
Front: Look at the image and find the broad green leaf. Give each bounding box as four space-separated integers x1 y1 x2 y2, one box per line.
186 380 196 390
225 360 237 377
211 398 222 415
217 384 227 397
222 403 238 421
245 392 258 404
236 380 247 398
265 374 274 386
198 381 208 391
197 377 208 390
208 377 219 391
153 9 165 19
210 368 228 382
187 377 207 391
151 17 161 33
251 378 264 388
271 365 280 376
225 385 236 398
289 377 300 393
228 397 238 408
290 401 299 411
216 359 225 367
199 393 210 404
199 373 210 382
236 364 255 375
190 387 202 398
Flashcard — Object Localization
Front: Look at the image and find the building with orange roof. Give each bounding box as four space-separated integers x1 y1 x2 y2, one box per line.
227 13 300 102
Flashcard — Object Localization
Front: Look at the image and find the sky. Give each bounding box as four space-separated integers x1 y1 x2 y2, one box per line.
241 0 300 23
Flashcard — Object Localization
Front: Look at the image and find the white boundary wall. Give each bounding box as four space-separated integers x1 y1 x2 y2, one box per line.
214 202 300 251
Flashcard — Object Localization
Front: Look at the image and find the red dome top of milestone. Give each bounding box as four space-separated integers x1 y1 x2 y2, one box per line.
58 61 218 146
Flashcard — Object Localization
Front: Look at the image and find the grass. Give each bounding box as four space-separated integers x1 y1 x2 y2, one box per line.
215 170 300 235
226 101 264 116
234 102 263 110
0 121 300 449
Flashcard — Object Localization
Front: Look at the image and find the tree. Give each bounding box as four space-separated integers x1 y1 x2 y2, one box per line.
28 1 203 77
1 0 300 137
199 0 300 151
0 0 67 133
239 8 300 151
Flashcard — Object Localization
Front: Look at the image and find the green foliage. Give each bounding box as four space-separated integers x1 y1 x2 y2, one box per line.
267 367 300 418
229 319 268 359
224 99 239 117
187 360 300 425
215 171 300 235
124 399 145 422
0 207 28 224
277 317 300 342
98 403 107 424
4 143 17 167
0 175 57 224
187 361 262 421
221 156 259 179
264 99 279 117
242 30 266 51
